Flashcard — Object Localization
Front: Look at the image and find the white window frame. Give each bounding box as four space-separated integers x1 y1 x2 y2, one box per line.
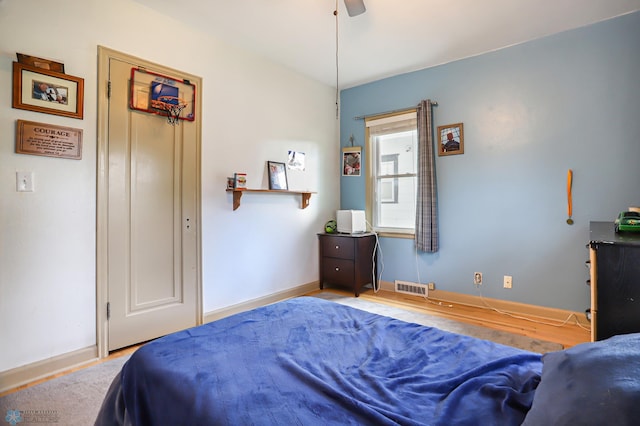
365 110 417 237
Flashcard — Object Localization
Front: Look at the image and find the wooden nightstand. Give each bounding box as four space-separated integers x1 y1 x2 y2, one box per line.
318 233 377 297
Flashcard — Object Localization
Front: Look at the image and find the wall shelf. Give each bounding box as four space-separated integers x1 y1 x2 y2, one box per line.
226 189 316 210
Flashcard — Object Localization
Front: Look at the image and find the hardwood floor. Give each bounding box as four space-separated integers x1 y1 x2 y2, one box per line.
2 287 589 397
308 288 591 349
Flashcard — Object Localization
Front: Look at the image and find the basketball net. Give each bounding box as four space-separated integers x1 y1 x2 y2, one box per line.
157 96 188 125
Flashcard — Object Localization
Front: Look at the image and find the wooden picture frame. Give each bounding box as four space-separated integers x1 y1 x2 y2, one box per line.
437 123 464 156
267 161 288 190
16 53 65 73
12 62 84 119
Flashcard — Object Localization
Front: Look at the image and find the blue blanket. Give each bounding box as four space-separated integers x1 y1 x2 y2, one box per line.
96 297 542 425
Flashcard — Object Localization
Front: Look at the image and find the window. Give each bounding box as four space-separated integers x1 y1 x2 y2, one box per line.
380 154 398 203
366 111 418 235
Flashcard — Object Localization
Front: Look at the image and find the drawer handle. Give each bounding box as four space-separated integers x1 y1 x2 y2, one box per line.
335 245 340 249
335 267 340 271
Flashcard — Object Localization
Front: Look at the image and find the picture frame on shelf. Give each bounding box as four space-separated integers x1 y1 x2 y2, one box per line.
12 62 84 119
437 122 464 156
267 161 288 190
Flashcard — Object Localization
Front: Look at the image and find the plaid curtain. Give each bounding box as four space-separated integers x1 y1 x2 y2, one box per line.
415 100 439 252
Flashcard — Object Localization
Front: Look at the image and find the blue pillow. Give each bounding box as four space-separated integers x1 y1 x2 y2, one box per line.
522 333 640 425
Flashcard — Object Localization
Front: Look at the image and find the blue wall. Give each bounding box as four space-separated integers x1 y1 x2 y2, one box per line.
339 11 640 312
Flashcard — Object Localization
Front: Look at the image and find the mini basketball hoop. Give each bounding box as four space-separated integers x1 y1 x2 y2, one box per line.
130 68 197 124
156 95 188 125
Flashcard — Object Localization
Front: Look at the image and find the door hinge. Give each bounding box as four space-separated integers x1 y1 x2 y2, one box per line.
107 81 112 99
107 302 111 320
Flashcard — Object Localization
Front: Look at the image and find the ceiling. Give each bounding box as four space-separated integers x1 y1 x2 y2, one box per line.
134 0 640 89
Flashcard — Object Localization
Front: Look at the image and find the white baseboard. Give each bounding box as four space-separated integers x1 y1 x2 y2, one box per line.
378 280 590 327
203 281 319 323
0 345 98 395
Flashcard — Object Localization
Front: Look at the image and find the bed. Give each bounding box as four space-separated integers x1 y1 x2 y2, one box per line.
95 297 640 425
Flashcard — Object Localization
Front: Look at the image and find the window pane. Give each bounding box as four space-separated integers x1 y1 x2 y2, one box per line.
380 154 398 204
377 130 416 174
376 176 416 229
380 178 396 203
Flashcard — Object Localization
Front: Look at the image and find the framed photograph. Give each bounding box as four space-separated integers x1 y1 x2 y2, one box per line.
12 62 84 119
17 53 65 73
342 146 361 176
267 161 288 190
437 123 464 156
227 177 235 190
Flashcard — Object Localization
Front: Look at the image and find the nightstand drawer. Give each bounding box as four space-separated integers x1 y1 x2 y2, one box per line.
322 258 354 285
320 236 355 260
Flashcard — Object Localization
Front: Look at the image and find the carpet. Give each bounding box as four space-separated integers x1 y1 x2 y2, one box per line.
0 355 129 426
0 295 562 425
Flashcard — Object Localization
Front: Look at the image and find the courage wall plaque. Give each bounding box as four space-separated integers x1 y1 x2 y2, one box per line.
16 119 82 160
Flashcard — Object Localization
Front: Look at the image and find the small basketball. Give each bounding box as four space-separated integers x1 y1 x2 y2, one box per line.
325 220 337 233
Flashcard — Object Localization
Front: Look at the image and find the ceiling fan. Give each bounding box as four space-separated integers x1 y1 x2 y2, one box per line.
344 0 366 17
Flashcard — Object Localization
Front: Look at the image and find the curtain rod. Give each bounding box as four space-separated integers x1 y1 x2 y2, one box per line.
353 101 438 120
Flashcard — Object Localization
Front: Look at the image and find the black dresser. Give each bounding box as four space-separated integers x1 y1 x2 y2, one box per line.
588 221 640 341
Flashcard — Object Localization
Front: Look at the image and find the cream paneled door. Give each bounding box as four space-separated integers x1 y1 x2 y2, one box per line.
104 54 200 351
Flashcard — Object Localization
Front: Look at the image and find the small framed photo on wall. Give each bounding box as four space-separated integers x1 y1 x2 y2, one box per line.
437 123 464 156
342 146 361 176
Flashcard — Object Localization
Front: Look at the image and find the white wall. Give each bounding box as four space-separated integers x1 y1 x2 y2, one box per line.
0 0 339 373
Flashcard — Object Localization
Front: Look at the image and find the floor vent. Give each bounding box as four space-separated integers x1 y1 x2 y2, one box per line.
395 280 428 296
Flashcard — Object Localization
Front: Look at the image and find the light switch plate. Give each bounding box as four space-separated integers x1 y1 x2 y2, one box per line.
16 172 34 192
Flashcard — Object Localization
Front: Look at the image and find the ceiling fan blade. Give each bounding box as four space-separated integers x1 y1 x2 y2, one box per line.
344 0 366 17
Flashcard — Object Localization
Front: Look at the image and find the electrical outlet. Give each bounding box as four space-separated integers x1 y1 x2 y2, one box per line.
428 282 435 291
503 275 513 289
474 272 482 286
